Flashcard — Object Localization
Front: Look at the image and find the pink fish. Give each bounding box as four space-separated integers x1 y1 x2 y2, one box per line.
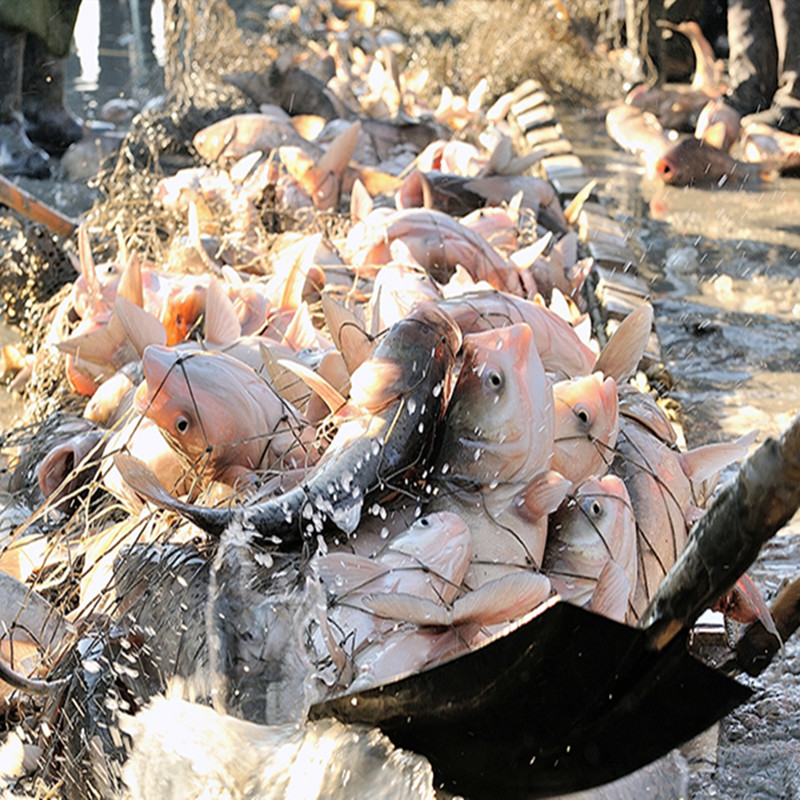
344 207 525 295
438 290 596 378
36 419 106 512
134 345 312 487
311 511 551 690
654 137 764 187
432 322 567 587
613 416 755 620
552 373 619 484
116 304 462 546
544 475 637 622
310 511 473 681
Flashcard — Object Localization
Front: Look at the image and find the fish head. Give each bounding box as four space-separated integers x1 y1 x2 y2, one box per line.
134 346 242 466
160 281 207 345
654 138 732 186
387 512 471 580
438 322 554 486
551 475 635 562
552 373 619 482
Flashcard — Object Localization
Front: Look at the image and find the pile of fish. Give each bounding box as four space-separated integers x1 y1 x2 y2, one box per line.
0 5 769 792
606 20 800 186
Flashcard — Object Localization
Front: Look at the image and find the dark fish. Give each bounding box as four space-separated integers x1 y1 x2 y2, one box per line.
654 137 764 186
115 304 461 547
224 65 345 121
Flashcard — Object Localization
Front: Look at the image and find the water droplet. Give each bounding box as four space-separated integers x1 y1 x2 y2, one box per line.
407 397 417 414
380 527 389 539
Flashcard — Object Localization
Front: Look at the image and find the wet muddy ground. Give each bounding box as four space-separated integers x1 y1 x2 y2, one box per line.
563 109 800 800
2 1 800 797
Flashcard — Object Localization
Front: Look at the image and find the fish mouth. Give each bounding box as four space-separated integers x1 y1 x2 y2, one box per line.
654 157 675 182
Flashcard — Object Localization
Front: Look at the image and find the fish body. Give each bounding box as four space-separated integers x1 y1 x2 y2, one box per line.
611 417 691 619
345 207 523 295
192 113 323 165
438 290 596 378
311 511 472 663
312 511 551 690
432 322 560 586
544 475 637 621
606 103 674 172
741 122 800 171
117 304 462 546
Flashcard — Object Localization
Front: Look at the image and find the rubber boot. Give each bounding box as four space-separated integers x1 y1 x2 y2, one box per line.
22 33 83 157
742 0 800 132
0 27 51 178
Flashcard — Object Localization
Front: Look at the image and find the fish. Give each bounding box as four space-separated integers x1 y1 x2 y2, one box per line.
605 103 675 173
349 571 551 690
612 416 755 620
345 207 525 295
223 65 344 120
37 424 106 513
437 290 597 378
431 322 566 587
115 304 462 546
543 475 637 622
192 113 323 165
654 137 765 187
311 509 550 690
310 511 472 683
694 98 742 152
552 373 619 484
741 122 800 172
396 171 568 233
133 345 313 487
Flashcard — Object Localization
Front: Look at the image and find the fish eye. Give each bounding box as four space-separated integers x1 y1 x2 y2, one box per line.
574 405 591 425
175 415 190 435
419 517 430 527
581 497 603 520
483 368 504 391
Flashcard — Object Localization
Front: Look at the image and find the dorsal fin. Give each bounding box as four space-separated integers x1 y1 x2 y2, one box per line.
114 296 167 355
322 293 373 373
594 304 654 383
116 250 143 307
509 232 552 269
564 179 597 225
278 358 346 413
78 223 103 314
280 233 322 310
350 179 373 221
204 277 241 345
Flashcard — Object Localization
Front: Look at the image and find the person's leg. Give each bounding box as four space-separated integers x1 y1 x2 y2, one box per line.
0 27 51 178
742 0 800 131
21 32 83 156
725 0 779 114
